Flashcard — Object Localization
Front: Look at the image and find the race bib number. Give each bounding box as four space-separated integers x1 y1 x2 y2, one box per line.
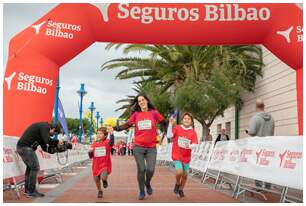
95 147 106 157
178 137 191 149
138 120 152 130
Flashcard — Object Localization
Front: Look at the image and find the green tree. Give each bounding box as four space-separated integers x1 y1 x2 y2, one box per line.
102 45 193 92
102 44 263 139
102 44 263 92
66 118 91 135
175 68 242 138
66 118 79 134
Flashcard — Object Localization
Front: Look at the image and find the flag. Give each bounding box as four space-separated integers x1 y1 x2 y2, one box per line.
58 98 69 140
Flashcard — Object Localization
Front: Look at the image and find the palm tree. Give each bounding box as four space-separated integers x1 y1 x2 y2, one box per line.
103 44 264 139
102 44 263 92
102 45 195 93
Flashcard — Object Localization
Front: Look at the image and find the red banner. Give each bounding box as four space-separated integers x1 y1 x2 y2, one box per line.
3 3 303 137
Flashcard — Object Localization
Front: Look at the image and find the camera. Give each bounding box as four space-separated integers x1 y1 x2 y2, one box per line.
47 141 73 154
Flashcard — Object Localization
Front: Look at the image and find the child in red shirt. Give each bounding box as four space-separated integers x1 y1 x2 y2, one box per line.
88 127 114 198
167 112 198 198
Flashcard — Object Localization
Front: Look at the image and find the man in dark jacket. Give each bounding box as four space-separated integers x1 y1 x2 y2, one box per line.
215 128 230 145
16 122 62 197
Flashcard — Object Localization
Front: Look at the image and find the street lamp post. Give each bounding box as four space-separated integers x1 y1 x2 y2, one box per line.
89 102 96 144
95 111 100 130
77 83 87 143
100 117 104 127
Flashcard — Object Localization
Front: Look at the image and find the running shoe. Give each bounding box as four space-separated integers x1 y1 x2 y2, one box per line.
138 191 145 200
102 180 108 188
146 184 153 195
97 191 103 198
173 184 180 194
178 190 185 198
26 191 45 198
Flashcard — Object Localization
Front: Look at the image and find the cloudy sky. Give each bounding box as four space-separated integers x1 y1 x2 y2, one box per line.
3 3 139 120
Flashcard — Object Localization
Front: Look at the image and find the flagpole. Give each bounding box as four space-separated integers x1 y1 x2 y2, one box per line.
54 73 60 140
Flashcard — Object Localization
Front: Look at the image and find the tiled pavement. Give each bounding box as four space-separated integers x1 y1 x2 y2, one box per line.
21 155 239 203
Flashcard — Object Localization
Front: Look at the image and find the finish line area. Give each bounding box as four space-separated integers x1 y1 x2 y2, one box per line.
3 154 302 203
3 3 303 204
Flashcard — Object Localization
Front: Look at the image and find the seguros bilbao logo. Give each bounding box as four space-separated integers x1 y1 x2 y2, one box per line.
5 72 53 95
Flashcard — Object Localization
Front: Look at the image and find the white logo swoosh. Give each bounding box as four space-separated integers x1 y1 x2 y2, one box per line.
5 72 16 90
94 3 111 22
31 21 46 34
276 26 294 43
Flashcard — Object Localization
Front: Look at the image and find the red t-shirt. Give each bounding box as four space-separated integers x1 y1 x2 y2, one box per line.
91 139 112 176
128 110 164 148
71 136 78 144
172 125 198 164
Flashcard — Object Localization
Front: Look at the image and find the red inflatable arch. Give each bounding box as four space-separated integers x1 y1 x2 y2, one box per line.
3 3 303 137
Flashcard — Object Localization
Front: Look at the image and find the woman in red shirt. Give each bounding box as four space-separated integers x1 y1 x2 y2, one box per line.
167 112 198 198
88 127 114 198
114 95 167 200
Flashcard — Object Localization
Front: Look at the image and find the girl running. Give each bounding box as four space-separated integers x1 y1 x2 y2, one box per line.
114 95 167 200
167 112 198 198
88 127 114 198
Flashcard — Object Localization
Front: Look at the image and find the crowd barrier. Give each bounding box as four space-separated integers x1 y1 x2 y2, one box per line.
157 136 303 202
3 136 302 202
4 136 90 179
3 136 90 199
208 136 302 190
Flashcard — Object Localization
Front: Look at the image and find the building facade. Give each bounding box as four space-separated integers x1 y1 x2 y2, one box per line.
195 46 299 141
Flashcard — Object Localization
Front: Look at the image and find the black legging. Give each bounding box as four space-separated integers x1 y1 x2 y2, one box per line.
133 145 157 192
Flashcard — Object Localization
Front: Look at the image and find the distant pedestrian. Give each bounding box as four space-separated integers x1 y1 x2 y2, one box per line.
127 142 133 156
215 128 229 145
247 99 275 190
204 128 212 142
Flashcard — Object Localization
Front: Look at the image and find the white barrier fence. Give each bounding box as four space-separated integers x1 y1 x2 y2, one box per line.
3 136 90 179
157 136 303 190
157 141 214 174
208 136 303 190
190 141 214 172
4 135 303 191
156 143 172 163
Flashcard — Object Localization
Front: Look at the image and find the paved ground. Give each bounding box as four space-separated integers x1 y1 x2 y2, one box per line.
5 156 239 203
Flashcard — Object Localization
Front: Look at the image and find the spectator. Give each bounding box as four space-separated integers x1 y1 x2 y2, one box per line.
71 135 78 144
111 145 116 156
204 128 212 142
115 143 120 155
122 141 127 156
215 128 229 145
247 98 275 190
127 142 134 156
